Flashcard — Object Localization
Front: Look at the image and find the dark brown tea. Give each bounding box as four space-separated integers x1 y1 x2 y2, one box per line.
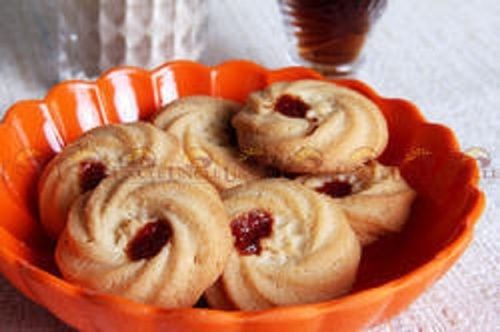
280 0 387 74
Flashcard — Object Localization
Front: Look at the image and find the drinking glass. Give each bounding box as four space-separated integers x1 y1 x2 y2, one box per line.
58 0 208 80
24 0 208 82
278 0 387 76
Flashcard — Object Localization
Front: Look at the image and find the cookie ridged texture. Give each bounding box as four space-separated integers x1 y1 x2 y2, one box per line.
205 179 361 310
153 96 266 190
298 162 416 246
38 122 185 238
56 168 232 308
232 80 389 173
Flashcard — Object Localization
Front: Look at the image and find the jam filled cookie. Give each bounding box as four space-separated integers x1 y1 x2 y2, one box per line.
56 168 232 308
297 161 416 246
39 122 184 238
232 80 388 173
205 179 361 310
153 96 266 190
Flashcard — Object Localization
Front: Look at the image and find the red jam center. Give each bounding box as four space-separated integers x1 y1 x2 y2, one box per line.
273 94 310 118
79 161 108 192
230 209 273 255
317 180 353 198
126 219 172 261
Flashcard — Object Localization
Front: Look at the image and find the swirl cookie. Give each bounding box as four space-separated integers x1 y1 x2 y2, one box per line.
152 96 266 190
39 122 184 238
232 80 388 173
56 168 232 308
297 161 416 246
205 179 361 310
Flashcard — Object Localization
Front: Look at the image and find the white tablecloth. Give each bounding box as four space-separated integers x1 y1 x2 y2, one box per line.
0 0 498 330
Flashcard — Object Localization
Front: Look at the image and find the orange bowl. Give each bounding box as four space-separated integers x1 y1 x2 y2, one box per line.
0 60 484 331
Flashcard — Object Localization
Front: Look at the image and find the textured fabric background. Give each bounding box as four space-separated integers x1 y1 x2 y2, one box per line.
0 0 498 330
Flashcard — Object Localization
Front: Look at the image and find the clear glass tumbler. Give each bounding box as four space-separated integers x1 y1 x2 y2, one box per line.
278 0 387 76
56 0 208 80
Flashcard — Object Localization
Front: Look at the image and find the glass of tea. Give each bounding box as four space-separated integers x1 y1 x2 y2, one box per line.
278 0 387 76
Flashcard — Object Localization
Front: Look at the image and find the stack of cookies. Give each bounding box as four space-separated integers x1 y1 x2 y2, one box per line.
38 80 416 310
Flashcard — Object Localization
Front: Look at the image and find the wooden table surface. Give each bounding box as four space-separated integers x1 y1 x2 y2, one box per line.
0 0 498 330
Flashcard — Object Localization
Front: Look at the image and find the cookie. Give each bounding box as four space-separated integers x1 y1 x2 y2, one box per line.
39 122 184 238
56 168 232 308
152 96 266 190
232 80 388 173
297 161 416 245
205 179 361 310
